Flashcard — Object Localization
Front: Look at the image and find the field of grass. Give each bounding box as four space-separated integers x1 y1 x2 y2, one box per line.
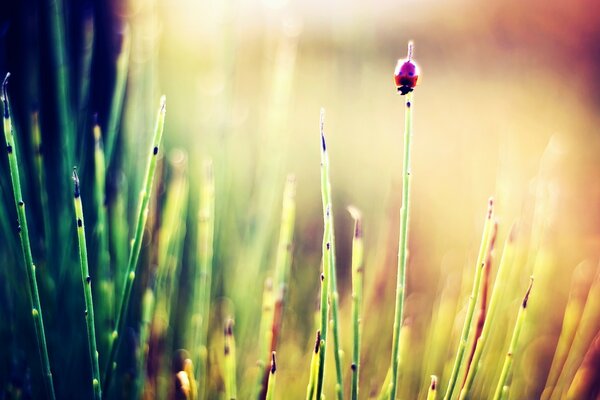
1 0 600 399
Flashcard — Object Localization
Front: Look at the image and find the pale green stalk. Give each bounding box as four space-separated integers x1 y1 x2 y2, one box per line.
492 278 534 400
2 74 56 400
105 26 131 164
257 175 297 400
224 319 238 400
72 169 102 399
103 95 166 393
388 88 414 400
265 352 277 400
30 111 52 260
443 199 495 400
192 160 215 395
427 376 438 400
348 206 364 400
459 223 516 399
92 123 112 353
316 108 333 400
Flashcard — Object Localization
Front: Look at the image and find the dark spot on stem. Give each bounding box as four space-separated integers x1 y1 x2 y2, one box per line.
326 242 330 250
224 345 230 355
86 276 91 284
522 277 534 308
314 331 321 354
85 310 88 316
153 146 158 155
354 220 362 238
351 363 357 371
320 273 324 282
406 101 411 108
17 225 21 233
18 201 23 207
321 134 326 151
77 219 83 228
7 145 12 153
270 352 277 374
2 73 9 118
431 377 437 390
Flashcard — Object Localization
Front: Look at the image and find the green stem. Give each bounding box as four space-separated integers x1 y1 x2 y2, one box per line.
427 376 438 400
2 74 56 400
265 352 277 400
316 109 332 400
224 319 238 400
443 199 495 400
492 278 534 400
388 91 414 400
348 206 364 400
73 169 102 399
102 96 166 393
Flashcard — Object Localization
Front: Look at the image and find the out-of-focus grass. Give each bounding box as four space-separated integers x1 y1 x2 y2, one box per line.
1 0 600 399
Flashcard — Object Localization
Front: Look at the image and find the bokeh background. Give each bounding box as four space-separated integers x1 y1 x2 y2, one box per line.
1 0 600 398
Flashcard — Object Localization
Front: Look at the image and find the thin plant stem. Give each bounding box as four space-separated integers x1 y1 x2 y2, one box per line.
348 206 364 400
492 278 534 400
2 73 56 400
443 199 495 400
388 89 414 400
102 95 166 393
72 168 102 399
316 108 333 400
105 26 131 165
265 352 277 400
459 223 515 400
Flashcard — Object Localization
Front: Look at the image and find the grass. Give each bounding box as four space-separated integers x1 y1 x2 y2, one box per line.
1 4 599 399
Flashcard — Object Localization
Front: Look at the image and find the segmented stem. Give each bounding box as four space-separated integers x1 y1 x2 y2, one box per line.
72 168 102 399
443 199 495 400
2 74 56 400
224 319 238 400
348 206 364 400
388 90 414 400
102 96 166 393
492 278 534 400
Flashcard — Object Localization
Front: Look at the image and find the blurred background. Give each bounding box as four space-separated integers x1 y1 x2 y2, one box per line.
1 0 600 398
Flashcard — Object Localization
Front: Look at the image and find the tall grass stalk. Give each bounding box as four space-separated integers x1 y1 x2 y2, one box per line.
190 159 215 394
306 330 321 400
492 278 534 400
103 95 166 392
2 73 56 400
459 223 514 399
443 199 495 400
348 206 364 400
72 168 102 399
316 108 344 400
387 87 414 400
105 26 131 165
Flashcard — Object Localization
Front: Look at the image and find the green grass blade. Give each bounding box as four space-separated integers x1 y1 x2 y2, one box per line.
443 199 495 400
102 95 166 393
348 206 364 400
72 168 102 399
492 278 534 400
2 73 56 400
265 352 277 400
388 89 414 400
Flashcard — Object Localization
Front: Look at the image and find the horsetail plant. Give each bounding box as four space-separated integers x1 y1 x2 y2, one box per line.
72 168 102 399
257 174 296 399
459 223 515 400
492 277 534 400
103 95 166 393
316 108 344 400
347 206 364 400
443 198 495 400
190 159 215 395
387 41 419 400
2 73 56 400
